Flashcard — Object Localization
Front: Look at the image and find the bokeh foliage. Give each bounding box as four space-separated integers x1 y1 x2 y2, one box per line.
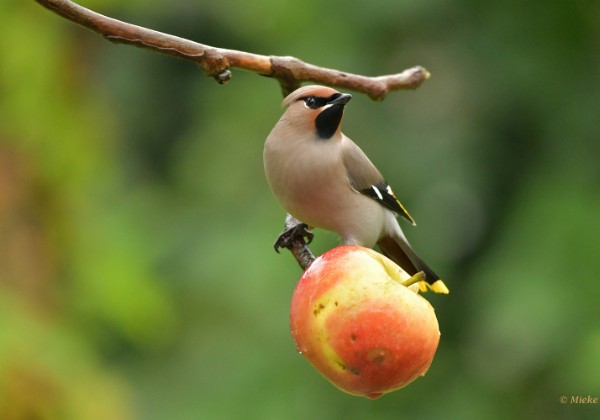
1 1 599 419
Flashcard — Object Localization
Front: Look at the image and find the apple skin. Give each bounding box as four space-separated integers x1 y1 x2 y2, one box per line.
290 245 440 399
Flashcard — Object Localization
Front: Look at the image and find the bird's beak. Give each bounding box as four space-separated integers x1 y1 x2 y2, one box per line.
329 93 352 106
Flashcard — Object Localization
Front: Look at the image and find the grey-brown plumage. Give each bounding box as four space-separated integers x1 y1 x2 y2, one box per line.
264 85 445 290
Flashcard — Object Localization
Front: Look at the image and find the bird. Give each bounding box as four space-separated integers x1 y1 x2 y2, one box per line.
263 85 447 293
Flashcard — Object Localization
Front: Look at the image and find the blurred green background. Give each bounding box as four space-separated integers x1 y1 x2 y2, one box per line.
1 1 599 419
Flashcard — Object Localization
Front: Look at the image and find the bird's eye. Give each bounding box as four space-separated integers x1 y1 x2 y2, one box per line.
304 96 318 109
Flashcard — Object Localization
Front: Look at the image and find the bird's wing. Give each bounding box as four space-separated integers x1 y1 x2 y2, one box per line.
341 138 415 225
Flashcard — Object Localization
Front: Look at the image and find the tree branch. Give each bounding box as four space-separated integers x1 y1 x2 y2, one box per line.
35 0 430 99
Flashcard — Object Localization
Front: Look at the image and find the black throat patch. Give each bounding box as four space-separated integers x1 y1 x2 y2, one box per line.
315 105 344 139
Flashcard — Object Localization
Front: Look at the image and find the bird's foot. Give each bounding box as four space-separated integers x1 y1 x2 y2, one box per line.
273 220 314 253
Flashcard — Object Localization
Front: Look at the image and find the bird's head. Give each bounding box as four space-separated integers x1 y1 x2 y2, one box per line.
280 85 352 140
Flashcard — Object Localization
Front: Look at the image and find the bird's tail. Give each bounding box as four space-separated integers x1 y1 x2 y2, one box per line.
377 234 449 294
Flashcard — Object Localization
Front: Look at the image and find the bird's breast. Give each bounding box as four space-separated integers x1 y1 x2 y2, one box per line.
264 137 342 217
264 135 386 246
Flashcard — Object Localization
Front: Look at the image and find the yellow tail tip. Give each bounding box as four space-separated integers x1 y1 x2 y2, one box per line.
419 279 449 294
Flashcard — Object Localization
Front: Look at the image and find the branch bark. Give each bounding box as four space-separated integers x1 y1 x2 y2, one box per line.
35 0 430 99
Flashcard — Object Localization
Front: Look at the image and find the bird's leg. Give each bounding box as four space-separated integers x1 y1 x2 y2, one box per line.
273 214 314 252
273 214 316 270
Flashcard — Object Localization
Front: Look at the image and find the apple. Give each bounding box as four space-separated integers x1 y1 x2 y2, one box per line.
290 245 441 399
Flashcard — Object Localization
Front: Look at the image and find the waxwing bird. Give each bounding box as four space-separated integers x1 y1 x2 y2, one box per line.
263 85 447 293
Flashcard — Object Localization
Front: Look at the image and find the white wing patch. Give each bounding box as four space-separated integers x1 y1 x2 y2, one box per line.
371 186 383 200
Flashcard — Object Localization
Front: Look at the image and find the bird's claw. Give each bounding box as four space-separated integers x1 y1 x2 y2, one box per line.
273 223 314 253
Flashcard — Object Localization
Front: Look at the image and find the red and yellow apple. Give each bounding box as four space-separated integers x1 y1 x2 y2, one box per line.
290 245 441 399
